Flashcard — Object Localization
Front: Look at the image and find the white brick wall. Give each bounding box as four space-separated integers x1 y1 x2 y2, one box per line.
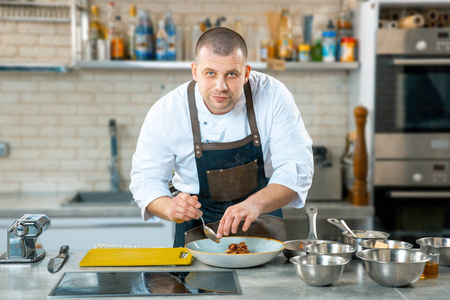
0 0 356 192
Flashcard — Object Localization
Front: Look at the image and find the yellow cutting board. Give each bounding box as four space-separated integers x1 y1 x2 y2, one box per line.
79 247 193 267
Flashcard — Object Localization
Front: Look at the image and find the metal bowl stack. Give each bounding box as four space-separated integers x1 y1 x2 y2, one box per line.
290 254 348 286
416 237 450 266
303 242 356 268
283 239 332 259
359 239 413 250
356 249 430 287
342 230 390 253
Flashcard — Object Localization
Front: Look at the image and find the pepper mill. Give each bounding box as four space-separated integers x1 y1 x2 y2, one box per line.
353 106 368 206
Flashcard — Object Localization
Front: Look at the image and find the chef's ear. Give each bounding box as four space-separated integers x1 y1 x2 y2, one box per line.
244 64 251 83
191 62 198 81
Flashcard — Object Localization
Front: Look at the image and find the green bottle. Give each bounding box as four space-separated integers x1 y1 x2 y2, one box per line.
312 38 323 62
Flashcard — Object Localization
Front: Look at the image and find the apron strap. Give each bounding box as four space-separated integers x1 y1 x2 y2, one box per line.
187 80 203 158
244 81 261 147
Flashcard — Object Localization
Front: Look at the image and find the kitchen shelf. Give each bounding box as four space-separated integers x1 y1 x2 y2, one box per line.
0 63 70 73
75 61 359 71
0 1 70 23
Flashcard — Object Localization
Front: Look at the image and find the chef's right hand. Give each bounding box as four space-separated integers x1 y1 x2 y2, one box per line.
169 193 201 223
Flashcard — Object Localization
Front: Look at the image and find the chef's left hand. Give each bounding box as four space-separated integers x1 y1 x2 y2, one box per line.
216 200 262 238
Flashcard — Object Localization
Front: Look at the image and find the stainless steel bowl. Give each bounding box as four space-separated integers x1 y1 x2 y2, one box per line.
289 254 348 286
303 242 355 268
356 249 430 287
342 230 390 254
359 239 413 250
416 237 450 266
283 239 332 259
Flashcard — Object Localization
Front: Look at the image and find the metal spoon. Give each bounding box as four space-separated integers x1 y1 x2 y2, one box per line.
327 218 349 233
340 219 358 238
195 208 220 243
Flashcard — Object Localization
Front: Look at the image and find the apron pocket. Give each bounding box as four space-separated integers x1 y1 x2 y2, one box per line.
206 159 258 201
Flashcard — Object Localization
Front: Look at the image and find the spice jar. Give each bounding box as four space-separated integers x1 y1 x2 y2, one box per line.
298 44 310 62
267 40 275 59
340 37 356 62
260 41 268 62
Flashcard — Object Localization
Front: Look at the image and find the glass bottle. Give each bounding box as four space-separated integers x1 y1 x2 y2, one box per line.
233 17 243 36
277 9 293 61
127 4 137 60
311 38 323 62
156 20 167 61
135 9 154 60
165 10 176 61
110 15 125 60
89 5 102 60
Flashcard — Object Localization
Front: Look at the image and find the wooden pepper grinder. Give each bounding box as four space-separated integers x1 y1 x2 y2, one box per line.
353 105 369 206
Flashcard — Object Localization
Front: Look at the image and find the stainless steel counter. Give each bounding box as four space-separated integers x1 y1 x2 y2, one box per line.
0 251 448 300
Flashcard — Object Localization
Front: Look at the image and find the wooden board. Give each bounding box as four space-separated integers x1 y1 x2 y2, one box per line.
79 247 193 267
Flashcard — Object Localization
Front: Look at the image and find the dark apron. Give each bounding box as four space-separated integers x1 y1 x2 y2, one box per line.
174 80 286 247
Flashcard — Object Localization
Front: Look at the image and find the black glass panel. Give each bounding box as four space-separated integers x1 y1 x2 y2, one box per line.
48 271 241 298
375 55 450 133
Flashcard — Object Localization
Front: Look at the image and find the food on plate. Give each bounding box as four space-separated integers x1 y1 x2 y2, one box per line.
225 242 250 254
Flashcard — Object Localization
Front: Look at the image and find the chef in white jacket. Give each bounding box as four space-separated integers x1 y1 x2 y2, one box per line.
130 27 314 247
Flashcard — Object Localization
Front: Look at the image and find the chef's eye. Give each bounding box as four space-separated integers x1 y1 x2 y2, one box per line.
228 72 237 77
206 71 215 77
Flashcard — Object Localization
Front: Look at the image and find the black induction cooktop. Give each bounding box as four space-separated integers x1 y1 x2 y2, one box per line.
48 270 241 297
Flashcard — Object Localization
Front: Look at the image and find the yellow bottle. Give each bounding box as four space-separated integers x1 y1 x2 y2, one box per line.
277 9 293 61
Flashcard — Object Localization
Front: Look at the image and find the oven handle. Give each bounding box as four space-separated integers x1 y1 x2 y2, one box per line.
392 58 450 66
390 191 450 198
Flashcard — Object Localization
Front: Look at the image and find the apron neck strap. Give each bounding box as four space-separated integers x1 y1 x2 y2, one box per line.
187 80 261 158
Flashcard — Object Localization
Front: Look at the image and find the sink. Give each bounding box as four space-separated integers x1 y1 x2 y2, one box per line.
65 192 134 205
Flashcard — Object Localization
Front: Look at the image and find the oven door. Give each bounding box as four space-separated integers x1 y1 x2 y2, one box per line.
374 186 450 244
375 55 450 134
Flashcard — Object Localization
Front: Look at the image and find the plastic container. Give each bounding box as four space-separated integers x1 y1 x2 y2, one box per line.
165 10 176 61
322 30 337 62
340 37 356 62
298 44 310 62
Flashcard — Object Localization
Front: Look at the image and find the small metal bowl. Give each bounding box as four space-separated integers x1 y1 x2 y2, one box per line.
359 239 413 250
290 254 348 286
342 230 390 254
282 239 332 259
357 249 430 287
416 237 450 266
303 242 355 268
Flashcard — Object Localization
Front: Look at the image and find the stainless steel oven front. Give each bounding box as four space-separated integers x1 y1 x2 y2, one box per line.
374 28 450 243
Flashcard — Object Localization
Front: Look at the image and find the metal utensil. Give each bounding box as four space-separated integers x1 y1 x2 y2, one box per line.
327 218 348 233
47 245 69 273
339 220 357 238
195 208 220 243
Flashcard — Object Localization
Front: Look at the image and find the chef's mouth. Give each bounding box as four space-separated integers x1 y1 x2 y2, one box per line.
213 96 229 102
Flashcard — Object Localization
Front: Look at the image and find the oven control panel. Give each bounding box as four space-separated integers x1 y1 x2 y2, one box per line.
375 160 450 186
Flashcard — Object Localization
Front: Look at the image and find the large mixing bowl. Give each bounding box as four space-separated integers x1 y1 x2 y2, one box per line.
185 236 285 268
289 254 348 286
303 242 355 268
357 249 430 287
416 237 450 266
342 230 390 253
359 239 413 250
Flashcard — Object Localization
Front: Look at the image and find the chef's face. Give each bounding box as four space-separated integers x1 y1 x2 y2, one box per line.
191 46 250 115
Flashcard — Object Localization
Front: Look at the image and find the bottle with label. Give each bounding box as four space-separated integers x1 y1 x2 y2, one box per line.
110 15 125 60
127 5 137 60
322 20 337 62
156 20 167 61
135 9 154 60
311 37 322 62
277 9 293 61
106 2 116 40
165 10 176 61
89 5 102 60
298 44 310 62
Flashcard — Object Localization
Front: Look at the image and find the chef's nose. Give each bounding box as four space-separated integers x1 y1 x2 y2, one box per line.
215 77 228 92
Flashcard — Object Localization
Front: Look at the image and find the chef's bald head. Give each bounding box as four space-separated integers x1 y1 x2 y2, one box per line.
195 27 248 62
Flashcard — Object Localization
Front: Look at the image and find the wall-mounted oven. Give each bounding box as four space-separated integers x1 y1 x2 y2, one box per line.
374 28 450 243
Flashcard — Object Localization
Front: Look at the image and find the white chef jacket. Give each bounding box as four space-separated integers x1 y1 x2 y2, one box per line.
130 70 314 222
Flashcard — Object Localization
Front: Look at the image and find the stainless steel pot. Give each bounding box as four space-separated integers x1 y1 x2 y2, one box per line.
283 206 333 259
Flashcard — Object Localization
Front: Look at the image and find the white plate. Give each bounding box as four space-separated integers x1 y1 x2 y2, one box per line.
185 236 285 268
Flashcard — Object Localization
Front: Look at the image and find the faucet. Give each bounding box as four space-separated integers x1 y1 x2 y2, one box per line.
109 119 120 192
